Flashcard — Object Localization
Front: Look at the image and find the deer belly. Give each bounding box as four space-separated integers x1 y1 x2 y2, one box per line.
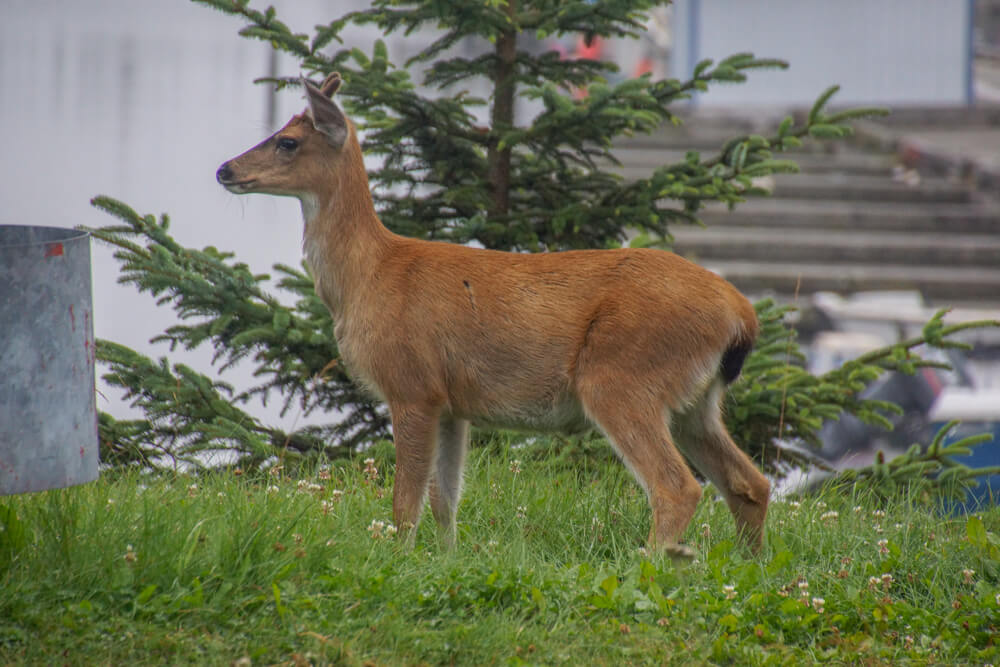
467 394 591 434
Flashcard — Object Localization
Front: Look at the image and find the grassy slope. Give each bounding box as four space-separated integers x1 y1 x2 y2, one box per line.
1 445 998 665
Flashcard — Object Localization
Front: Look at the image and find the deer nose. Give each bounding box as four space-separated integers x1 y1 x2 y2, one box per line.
216 163 233 184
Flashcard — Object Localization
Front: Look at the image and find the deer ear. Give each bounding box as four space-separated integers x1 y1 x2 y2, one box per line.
302 76 348 148
320 72 342 97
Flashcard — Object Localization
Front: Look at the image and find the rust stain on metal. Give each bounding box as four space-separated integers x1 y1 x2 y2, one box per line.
44 242 64 257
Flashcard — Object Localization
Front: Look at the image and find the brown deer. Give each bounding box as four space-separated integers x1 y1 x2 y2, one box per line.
216 73 770 557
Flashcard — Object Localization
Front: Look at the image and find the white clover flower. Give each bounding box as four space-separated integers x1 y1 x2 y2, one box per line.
962 568 975 585
811 597 825 613
723 584 737 600
367 519 397 539
820 511 839 521
296 481 323 493
363 458 378 481
509 459 522 474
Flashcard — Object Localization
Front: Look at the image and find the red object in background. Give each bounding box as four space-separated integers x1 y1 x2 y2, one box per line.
575 35 603 60
634 57 654 78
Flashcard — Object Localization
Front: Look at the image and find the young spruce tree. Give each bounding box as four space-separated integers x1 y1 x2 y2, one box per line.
90 0 996 492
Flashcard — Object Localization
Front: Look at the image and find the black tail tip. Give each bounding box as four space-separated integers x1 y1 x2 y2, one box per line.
720 338 753 385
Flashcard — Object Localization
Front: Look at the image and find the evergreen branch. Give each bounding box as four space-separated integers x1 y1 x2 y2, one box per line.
85 196 389 466
829 421 998 501
520 0 662 40
809 85 841 124
611 87 888 224
96 339 271 470
726 300 999 474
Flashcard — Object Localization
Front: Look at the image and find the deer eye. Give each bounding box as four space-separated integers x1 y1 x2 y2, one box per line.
276 137 299 152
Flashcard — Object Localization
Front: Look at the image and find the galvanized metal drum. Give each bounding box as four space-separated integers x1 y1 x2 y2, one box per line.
0 225 99 494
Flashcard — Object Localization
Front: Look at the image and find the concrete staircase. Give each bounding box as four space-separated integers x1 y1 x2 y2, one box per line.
612 120 1000 308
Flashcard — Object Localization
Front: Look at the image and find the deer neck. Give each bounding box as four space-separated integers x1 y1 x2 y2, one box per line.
300 138 392 318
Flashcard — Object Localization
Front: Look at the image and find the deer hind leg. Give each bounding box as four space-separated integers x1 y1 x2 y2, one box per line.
578 384 703 558
674 380 770 553
428 415 469 549
389 403 441 548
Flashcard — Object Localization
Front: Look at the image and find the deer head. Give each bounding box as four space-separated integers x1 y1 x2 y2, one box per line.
215 73 352 200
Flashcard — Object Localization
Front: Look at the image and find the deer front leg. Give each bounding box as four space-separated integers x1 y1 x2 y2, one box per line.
389 403 440 548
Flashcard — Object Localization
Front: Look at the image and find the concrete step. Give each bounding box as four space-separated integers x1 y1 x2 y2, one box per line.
695 199 1000 234
852 106 1000 126
611 147 894 176
701 260 1000 302
615 162 972 202
767 173 974 203
672 226 1000 266
614 131 840 154
613 115 1000 306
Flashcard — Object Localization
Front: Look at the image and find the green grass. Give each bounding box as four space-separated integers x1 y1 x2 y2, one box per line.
1 445 998 665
